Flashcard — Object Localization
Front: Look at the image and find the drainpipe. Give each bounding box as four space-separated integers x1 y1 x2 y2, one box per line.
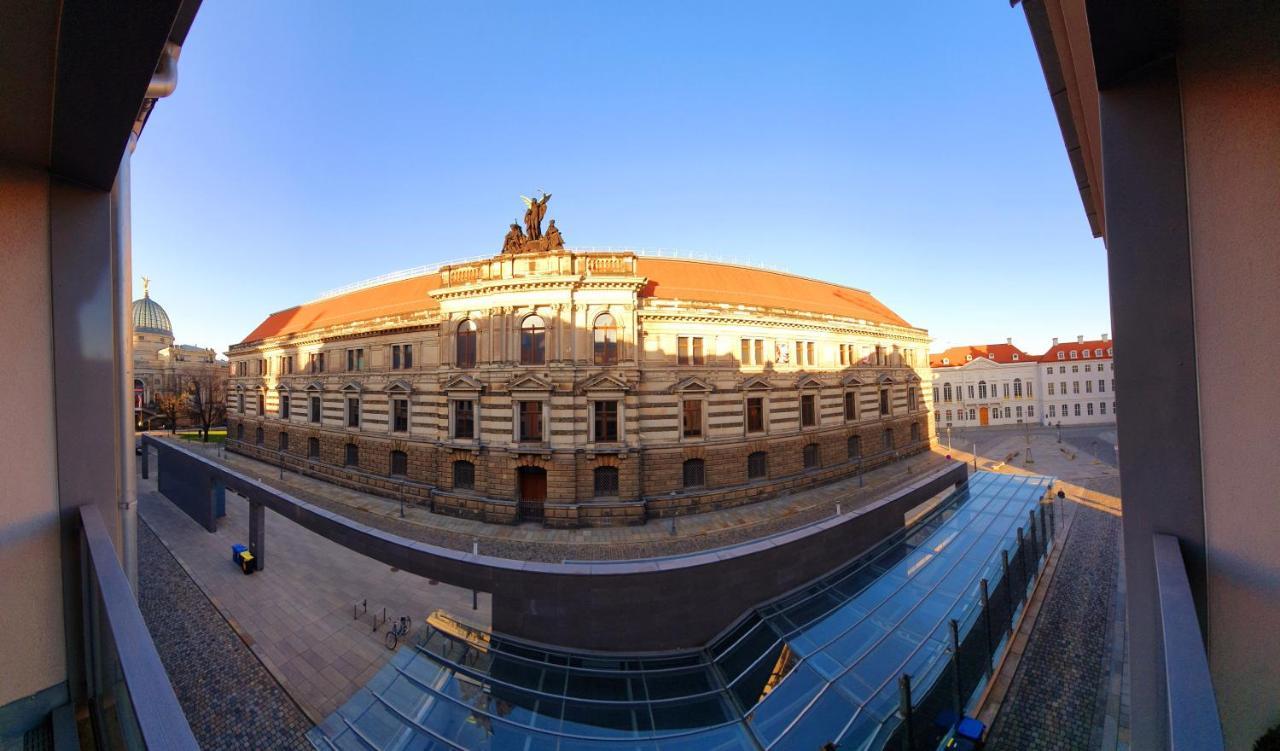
116 42 181 593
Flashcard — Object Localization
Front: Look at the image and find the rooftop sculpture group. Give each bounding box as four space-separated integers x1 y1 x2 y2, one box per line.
502 191 564 254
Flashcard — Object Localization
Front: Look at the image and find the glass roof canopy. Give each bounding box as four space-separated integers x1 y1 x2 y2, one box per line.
308 471 1052 751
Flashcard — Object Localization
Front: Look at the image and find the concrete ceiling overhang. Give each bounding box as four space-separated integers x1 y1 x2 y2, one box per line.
0 0 202 190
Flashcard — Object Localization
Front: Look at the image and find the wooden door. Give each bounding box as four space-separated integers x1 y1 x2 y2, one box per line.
518 467 547 521
979 407 989 426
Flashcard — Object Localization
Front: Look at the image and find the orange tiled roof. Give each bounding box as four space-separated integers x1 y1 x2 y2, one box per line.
929 343 1032 368
635 258 912 327
1040 339 1113 362
239 255 914 345
240 274 443 343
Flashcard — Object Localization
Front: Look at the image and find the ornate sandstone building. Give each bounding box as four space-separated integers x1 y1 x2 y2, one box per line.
226 199 934 526
132 279 227 428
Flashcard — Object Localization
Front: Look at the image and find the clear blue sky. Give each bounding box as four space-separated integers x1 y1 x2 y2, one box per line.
132 1 1109 357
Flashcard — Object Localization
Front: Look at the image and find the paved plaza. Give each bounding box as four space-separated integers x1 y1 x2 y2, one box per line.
137 464 490 723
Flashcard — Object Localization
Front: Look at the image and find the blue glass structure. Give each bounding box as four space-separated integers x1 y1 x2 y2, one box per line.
308 471 1053 750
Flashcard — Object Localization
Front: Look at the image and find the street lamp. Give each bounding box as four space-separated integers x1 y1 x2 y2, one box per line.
945 425 953 452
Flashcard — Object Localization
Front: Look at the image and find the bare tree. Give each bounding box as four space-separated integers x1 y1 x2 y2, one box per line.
187 367 227 442
153 390 186 434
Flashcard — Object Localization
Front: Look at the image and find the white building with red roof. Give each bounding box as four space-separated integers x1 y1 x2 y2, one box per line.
930 334 1115 430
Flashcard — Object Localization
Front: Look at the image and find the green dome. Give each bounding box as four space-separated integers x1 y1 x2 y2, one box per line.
132 293 173 336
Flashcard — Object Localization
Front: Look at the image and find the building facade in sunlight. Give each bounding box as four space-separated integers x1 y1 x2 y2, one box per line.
132 281 228 428
930 334 1115 429
226 246 933 526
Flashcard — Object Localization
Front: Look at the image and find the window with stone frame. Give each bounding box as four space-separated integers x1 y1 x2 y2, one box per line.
278 431 288 452
518 400 543 442
238 392 245 413
456 320 477 368
453 460 475 490
879 388 890 416
392 398 409 432
746 397 765 433
593 400 619 442
907 387 918 411
747 451 768 480
347 397 360 428
593 314 619 365
801 394 817 427
452 399 475 440
520 315 545 365
346 348 365 371
593 466 619 497
390 450 408 476
308 437 319 458
677 336 704 366
978 381 988 399
682 459 705 488
391 343 413 370
257 393 264 414
310 396 321 423
309 352 325 373
345 442 358 467
682 399 703 438
280 394 290 419
803 443 820 469
844 391 857 421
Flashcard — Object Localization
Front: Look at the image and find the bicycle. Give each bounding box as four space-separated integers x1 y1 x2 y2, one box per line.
384 615 412 650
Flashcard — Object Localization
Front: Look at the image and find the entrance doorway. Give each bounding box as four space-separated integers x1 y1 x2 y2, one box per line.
979 407 990 426
517 466 547 521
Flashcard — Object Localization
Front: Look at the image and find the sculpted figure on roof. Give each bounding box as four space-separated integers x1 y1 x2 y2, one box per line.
522 192 551 240
544 219 564 249
502 223 526 254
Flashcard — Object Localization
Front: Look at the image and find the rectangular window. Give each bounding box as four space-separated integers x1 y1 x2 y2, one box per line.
1049 405 1056 417
1048 383 1055 395
280 394 290 419
1098 379 1105 393
677 336 704 366
519 401 543 442
1060 381 1067 394
347 398 360 427
392 398 409 432
1100 402 1107 415
746 397 765 433
682 400 703 438
310 396 321 423
391 344 414 369
1086 381 1093 393
593 467 619 497
879 388 890 416
309 352 325 373
594 400 619 442
1074 403 1081 416
747 452 767 479
740 339 751 364
1073 382 1080 394
392 345 401 370
346 348 365 371
806 341 815 366
1087 402 1095 416
844 392 856 421
452 400 475 439
801 394 816 427
1016 405 1023 418
967 385 975 399
754 338 764 365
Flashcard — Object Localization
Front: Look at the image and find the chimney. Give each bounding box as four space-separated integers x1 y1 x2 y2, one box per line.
1077 335 1084 343
1006 337 1012 345
1102 333 1109 342
1052 337 1058 346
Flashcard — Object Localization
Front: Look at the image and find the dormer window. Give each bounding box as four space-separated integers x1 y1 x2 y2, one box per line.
1012 354 1019 360
965 355 973 361
1057 352 1065 360
941 358 949 365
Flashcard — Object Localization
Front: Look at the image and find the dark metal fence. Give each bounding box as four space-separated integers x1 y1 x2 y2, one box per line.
887 496 1059 750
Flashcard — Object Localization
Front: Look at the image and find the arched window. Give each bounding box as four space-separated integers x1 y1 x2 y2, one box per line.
389 450 408 476
456 320 477 368
593 313 619 365
943 383 952 402
848 434 862 460
803 443 820 469
593 466 619 497
255 426 264 445
1013 379 1023 397
520 315 545 365
453 460 474 490
308 437 320 458
682 459 705 488
978 381 987 399
747 451 768 480
344 443 358 467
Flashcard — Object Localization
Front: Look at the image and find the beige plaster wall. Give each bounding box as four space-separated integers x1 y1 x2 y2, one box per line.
0 166 66 706
1180 5 1280 746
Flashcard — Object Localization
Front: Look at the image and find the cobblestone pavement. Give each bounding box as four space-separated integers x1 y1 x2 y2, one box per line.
138 518 313 750
173 439 950 562
984 490 1123 749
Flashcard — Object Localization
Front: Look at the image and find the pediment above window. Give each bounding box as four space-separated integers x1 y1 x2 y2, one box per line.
340 381 363 393
670 376 713 394
508 373 554 393
741 375 773 391
304 381 324 392
385 379 413 394
878 374 896 385
578 373 631 395
905 372 922 383
795 374 823 390
443 374 485 394
841 373 866 386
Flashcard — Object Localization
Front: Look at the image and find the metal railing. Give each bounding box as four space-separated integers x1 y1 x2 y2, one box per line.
79 504 198 749
1153 534 1225 750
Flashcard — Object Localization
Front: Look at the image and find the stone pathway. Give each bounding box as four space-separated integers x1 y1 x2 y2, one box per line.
138 465 490 722
138 518 313 750
174 439 949 562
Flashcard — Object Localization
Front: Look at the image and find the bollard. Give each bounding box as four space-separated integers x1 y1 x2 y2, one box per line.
898 674 914 751
472 539 479 556
836 502 841 516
